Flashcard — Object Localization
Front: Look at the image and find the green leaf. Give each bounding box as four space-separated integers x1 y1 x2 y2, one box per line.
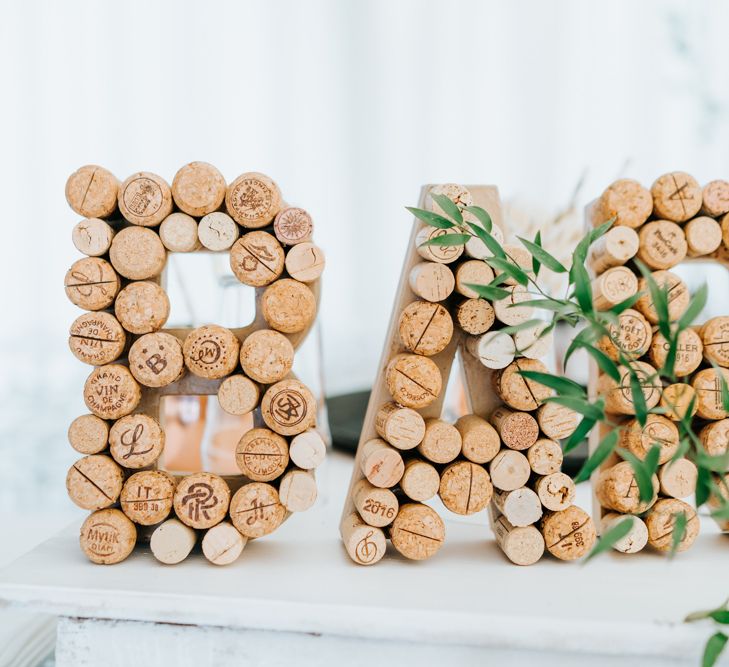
499 319 548 335
583 516 634 563
465 222 507 259
634 260 671 339
429 192 463 223
678 283 708 330
696 466 712 507
710 363 729 413
620 446 659 503
518 370 585 397
710 611 729 624
570 260 594 315
609 292 644 314
488 256 530 287
544 396 605 421
575 429 619 483
563 416 596 454
582 344 621 382
670 510 687 557
702 632 728 667
406 206 454 229
710 500 729 521
464 283 511 301
418 233 470 247
463 205 492 232
517 235 567 274
524 298 578 315
628 366 649 427
589 219 614 243
531 230 542 276
573 231 593 267
663 331 678 381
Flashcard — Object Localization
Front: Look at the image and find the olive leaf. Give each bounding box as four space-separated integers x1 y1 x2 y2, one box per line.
518 370 585 398
570 260 594 316
517 234 567 274
696 466 712 507
581 344 621 382
543 395 605 422
406 206 453 229
670 510 687 557
574 429 619 483
583 516 634 563
677 283 708 330
418 233 471 247
464 282 511 301
487 256 530 287
429 192 463 223
702 631 727 667
619 446 660 503
463 205 492 232
563 416 596 454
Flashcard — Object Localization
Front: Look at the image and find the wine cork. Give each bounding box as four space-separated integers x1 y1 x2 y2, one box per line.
261 278 317 334
464 223 505 259
534 472 576 512
492 487 543 527
454 414 500 464
536 402 579 441
427 183 473 213
226 172 282 228
595 461 659 513
198 211 239 251
527 438 563 476
375 403 426 450
72 218 115 257
701 317 729 367
588 179 652 229
658 458 698 499
651 172 702 222
597 308 652 361
68 414 109 455
636 220 688 270
284 242 326 283
700 419 729 456
279 469 317 512
64 257 120 311
390 503 445 560
235 427 289 482
599 513 648 554
120 470 175 525
118 172 173 227
417 419 462 464
455 298 495 336
635 270 689 324
260 379 317 436
438 461 493 515
128 332 185 388
692 367 729 419
202 521 247 566
171 161 226 216
466 330 515 369
490 407 539 451
493 285 534 326
80 509 136 565
69 312 126 366
183 324 240 379
360 438 405 488
513 321 553 360
592 266 638 311
239 329 294 384
645 498 699 552
289 429 327 469
398 301 453 356
173 472 231 529
341 512 386 566
599 361 661 415
619 415 679 464
385 353 442 409
408 262 455 302
660 383 697 421
455 260 495 298
67 454 123 511
702 180 729 217
353 478 399 527
709 474 729 532
489 450 531 491
649 329 702 378
114 281 170 334
230 482 286 538
109 413 165 469
415 226 464 264
588 226 639 274
273 207 313 246
150 518 197 565
217 374 259 416
83 364 141 420
230 231 285 287
502 245 533 286
492 514 545 565
159 212 200 252
685 216 722 257
399 459 440 502
493 359 553 411
66 165 119 219
109 226 167 280
541 506 596 561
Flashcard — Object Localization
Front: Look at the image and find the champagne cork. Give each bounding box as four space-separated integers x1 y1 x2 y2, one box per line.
417 419 462 464
341 512 386 566
80 509 136 565
599 361 661 415
230 482 286 538
120 470 175 525
173 472 231 529
230 231 285 287
701 316 729 367
635 270 689 324
427 183 473 213
398 301 453 356
69 312 126 366
109 413 164 469
72 218 115 257
527 438 563 475
455 260 495 298
658 458 698 499
284 242 326 283
536 402 579 441
385 353 442 409
129 332 184 388
399 459 440 502
588 179 652 229
702 180 729 217
595 461 658 513
692 367 729 419
289 429 326 469
534 472 576 512
408 262 455 302
198 212 239 251
159 212 201 253
699 419 729 456
67 454 123 511
454 414 500 464
390 503 445 561
660 382 697 421
150 518 197 565
492 487 543 527
493 285 534 326
183 324 240 379
464 223 505 259
260 378 317 436
490 407 539 451
492 514 544 566
118 172 173 227
588 226 639 274
360 438 405 488
600 513 648 554
64 257 120 311
109 226 167 280
493 359 553 411
171 161 226 216
645 498 699 552
513 322 553 360
466 330 515 369
721 213 729 254
541 506 596 561
226 172 282 228
114 281 170 334
239 329 294 384
375 402 425 450
202 521 247 566
685 216 722 257
438 461 493 515
68 414 109 455
592 266 638 311
217 374 259 416
415 226 464 264
489 450 531 491
651 172 702 222
649 329 702 378
619 415 679 464
455 298 495 336
353 478 398 527
502 245 533 286
636 220 688 270
278 469 317 512
66 165 119 219
235 427 289 482
261 278 317 334
597 308 652 361
83 364 141 420
273 207 313 246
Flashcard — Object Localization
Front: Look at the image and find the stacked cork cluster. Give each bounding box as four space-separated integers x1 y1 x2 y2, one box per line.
64 162 326 565
587 172 729 553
